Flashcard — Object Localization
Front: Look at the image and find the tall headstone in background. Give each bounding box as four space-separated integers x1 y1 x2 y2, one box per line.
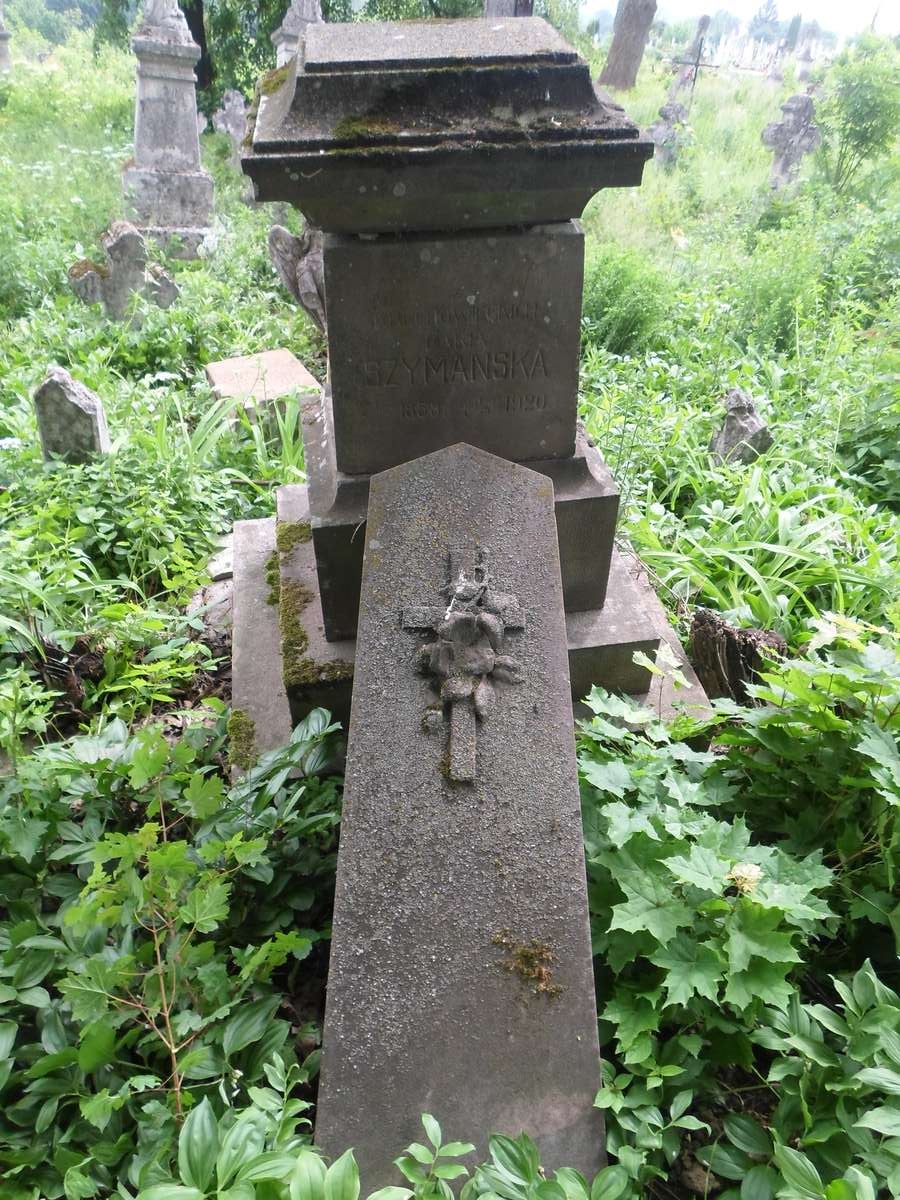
0 0 11 73
317 444 604 1185
271 0 322 67
212 89 247 167
33 367 111 464
122 0 213 257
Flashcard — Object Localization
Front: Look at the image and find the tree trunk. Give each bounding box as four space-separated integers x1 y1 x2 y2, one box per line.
598 0 657 90
182 0 214 95
690 608 786 703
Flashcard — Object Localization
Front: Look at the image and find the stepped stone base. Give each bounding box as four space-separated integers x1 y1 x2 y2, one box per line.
301 387 619 641
122 165 214 258
231 492 707 758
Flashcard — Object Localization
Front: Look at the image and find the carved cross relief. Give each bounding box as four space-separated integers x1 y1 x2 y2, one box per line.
401 549 524 784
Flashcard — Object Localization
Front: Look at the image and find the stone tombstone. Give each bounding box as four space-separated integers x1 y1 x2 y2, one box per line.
0 0 11 74
709 387 773 465
647 100 687 168
212 88 247 167
68 221 179 321
122 0 214 257
316 443 604 1186
271 0 322 67
762 93 821 190
33 367 111 464
233 20 707 750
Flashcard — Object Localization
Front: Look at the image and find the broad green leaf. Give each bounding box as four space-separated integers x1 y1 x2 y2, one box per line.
178 1097 218 1191
78 1022 116 1073
664 845 730 894
824 1183 855 1200
216 1113 267 1189
726 903 801 974
222 996 280 1059
290 1148 327 1200
440 1142 476 1157
589 1166 629 1200
609 876 694 946
432 1164 468 1180
855 1067 900 1095
854 1106 900 1136
553 1167 588 1200
723 1114 772 1158
324 1148 360 1200
771 1146 823 1198
650 934 722 1007
421 1114 442 1151
236 1153 301 1183
365 1189 413 1200
695 1144 751 1181
741 1166 777 1200
403 1143 434 1165
0 1021 16 1060
139 1188 205 1200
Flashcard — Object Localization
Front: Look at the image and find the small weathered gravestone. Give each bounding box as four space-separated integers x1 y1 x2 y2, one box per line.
205 347 319 428
122 0 214 257
647 100 688 167
212 89 247 167
762 93 820 190
0 0 11 73
271 0 321 67
316 443 604 1186
709 387 773 464
268 224 326 333
68 221 178 321
33 367 111 464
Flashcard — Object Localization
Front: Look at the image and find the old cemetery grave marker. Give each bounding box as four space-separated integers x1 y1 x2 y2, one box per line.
212 90 248 168
33 367 110 464
272 0 322 68
762 93 821 190
122 0 213 257
68 221 178 322
316 443 604 1184
231 15 707 761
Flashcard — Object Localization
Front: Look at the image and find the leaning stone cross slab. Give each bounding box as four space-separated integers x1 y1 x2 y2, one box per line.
402 549 524 782
316 443 604 1188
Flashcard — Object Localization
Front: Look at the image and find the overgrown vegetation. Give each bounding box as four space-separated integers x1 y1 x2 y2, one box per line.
0 21 898 1200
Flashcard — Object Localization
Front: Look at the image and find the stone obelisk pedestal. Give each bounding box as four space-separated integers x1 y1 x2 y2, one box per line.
122 0 213 258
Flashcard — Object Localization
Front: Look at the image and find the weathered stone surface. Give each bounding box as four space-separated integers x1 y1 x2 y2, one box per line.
709 388 773 465
205 348 318 429
647 100 687 168
316 444 603 1185
301 386 618 639
244 18 652 233
272 0 322 67
212 89 247 166
268 224 326 333
484 0 534 13
276 486 355 729
762 93 820 190
68 221 179 321
325 222 584 474
567 548 661 700
33 367 110 464
123 0 213 257
231 518 293 771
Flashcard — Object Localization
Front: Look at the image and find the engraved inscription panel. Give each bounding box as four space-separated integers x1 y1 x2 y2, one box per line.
324 222 584 475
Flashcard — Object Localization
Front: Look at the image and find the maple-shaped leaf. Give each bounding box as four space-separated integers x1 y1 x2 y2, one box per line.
581 759 633 798
650 933 723 1008
609 875 694 946
724 959 795 1011
726 901 802 974
664 845 730 894
602 801 659 846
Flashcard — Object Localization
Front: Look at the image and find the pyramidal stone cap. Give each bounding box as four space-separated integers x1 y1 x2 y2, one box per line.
243 16 653 233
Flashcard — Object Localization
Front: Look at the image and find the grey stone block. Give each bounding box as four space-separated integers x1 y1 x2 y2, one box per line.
324 223 584 475
33 367 110 464
231 519 293 766
244 18 652 233
301 389 618 640
316 444 604 1186
275 485 355 728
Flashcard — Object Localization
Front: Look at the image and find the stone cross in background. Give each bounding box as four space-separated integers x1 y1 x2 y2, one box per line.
317 444 604 1185
33 367 110 464
647 100 688 167
68 221 179 322
271 0 322 67
122 0 214 257
0 0 11 73
212 89 247 167
762 93 821 190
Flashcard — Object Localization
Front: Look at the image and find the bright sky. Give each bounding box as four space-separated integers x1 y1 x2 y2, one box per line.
585 0 900 39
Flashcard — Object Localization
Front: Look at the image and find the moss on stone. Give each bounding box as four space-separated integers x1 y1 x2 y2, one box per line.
227 708 257 771
492 929 563 999
68 258 109 280
265 550 280 607
276 519 312 556
332 113 401 141
280 578 313 687
258 64 291 96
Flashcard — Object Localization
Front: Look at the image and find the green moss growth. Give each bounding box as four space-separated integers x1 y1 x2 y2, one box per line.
280 578 313 687
265 550 280 607
68 258 109 280
258 65 291 97
332 114 400 141
492 929 563 998
227 708 257 771
276 519 312 556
